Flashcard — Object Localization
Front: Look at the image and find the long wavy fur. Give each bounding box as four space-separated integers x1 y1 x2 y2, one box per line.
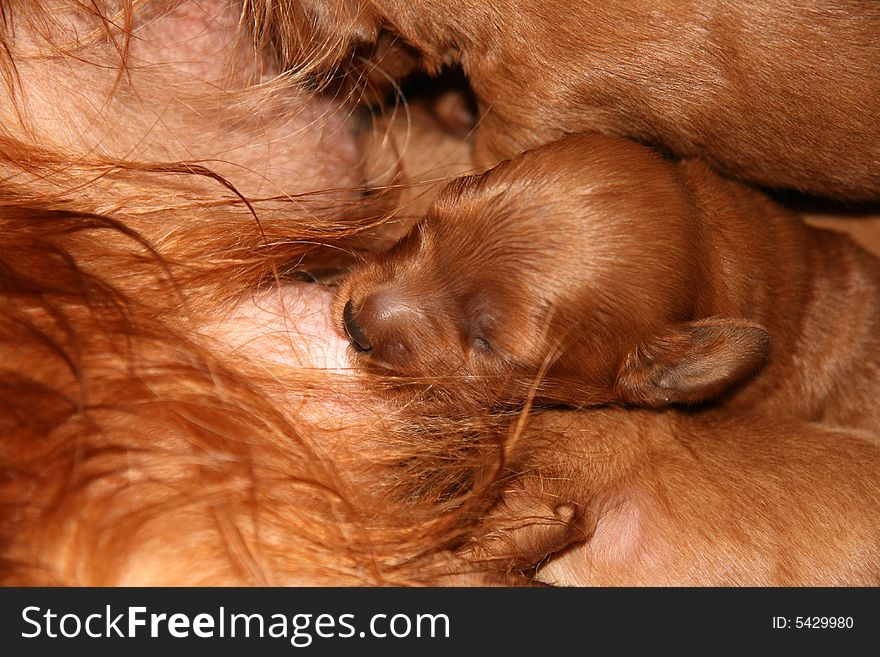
0 0 513 586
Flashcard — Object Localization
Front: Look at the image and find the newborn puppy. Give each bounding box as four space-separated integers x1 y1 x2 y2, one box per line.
258 0 880 199
472 408 880 586
336 134 880 432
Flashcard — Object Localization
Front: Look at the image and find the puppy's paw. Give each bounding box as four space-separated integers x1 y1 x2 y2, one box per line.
462 484 586 574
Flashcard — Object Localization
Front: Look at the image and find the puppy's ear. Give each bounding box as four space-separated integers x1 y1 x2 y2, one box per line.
615 317 770 406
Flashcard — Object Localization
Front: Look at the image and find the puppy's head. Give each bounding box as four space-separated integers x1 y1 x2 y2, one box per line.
335 134 770 410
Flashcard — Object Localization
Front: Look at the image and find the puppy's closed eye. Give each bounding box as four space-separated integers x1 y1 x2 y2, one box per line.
471 336 492 352
464 302 505 356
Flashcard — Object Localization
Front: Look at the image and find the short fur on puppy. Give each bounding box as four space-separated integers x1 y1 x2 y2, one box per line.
471 408 880 586
336 134 880 432
4 0 878 588
256 0 880 200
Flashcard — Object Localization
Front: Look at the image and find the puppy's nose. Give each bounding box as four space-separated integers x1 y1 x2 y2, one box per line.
343 299 372 352
343 291 423 364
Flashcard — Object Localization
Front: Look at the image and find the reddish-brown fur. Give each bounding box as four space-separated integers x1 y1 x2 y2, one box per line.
337 134 880 433
2 0 878 587
0 0 523 586
475 408 880 585
265 0 880 199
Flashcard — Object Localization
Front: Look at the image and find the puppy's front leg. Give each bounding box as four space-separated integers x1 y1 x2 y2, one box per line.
464 483 586 575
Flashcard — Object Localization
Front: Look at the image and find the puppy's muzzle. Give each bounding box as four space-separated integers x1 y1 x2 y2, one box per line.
343 299 372 352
